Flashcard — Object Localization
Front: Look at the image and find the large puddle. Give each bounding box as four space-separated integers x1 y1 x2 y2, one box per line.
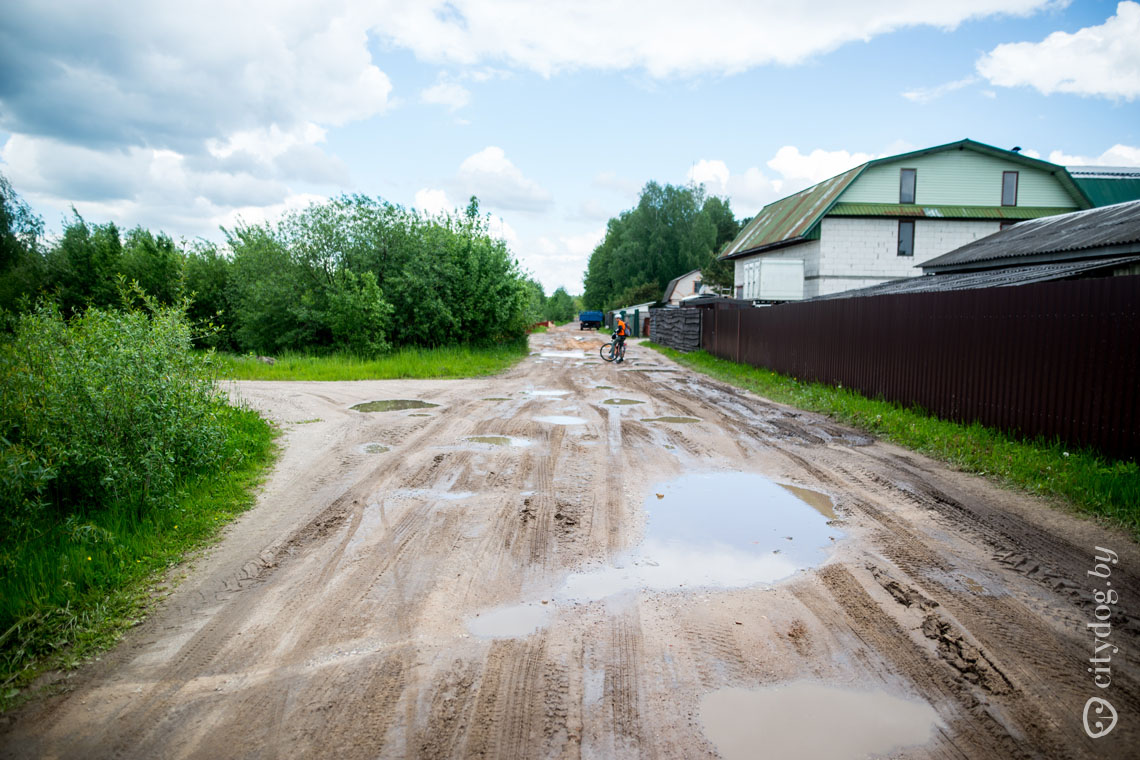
352 399 439 412
465 435 531 448
468 473 841 636
700 682 939 760
539 350 588 359
603 398 644 405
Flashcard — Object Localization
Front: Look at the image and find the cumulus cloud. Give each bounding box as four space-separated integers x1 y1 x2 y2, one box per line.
456 146 552 212
413 188 454 216
421 80 472 111
901 76 978 103
686 160 782 215
377 0 1054 77
767 146 875 184
977 1 1140 100
1047 144 1140 166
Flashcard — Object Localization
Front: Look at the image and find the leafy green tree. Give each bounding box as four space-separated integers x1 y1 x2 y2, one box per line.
45 213 124 314
543 287 576 323
0 174 46 312
325 269 392 356
582 182 740 309
120 227 184 306
183 241 234 349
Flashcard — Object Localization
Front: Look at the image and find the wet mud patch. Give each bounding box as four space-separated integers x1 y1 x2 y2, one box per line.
534 416 588 426
642 416 700 424
467 603 550 638
464 436 531 448
602 398 645 405
359 443 390 454
594 385 615 390
699 682 939 760
352 399 439 412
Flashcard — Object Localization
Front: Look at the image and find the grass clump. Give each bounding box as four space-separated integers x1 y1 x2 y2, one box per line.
0 302 276 708
213 339 528 381
647 344 1140 537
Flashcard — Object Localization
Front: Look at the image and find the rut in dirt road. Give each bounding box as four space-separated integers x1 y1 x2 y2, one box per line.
2 324 1137 759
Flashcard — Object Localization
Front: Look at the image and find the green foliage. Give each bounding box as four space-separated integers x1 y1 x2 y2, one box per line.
212 340 527 381
0 173 46 312
648 344 1140 537
0 299 276 701
582 182 741 309
46 213 124 314
543 286 576 323
325 270 392 356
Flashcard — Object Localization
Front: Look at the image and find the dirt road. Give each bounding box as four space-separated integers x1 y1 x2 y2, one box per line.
3 325 1137 758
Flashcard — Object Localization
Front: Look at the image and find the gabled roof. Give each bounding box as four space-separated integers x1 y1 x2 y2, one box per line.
663 269 701 302
923 199 1140 273
719 139 1092 262
1068 166 1140 207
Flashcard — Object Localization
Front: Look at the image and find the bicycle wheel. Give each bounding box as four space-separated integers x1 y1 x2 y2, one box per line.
599 342 616 362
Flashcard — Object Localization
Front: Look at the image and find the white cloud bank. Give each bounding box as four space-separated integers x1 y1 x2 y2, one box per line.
1047 144 1140 167
457 146 553 212
977 1 1140 100
379 0 1055 77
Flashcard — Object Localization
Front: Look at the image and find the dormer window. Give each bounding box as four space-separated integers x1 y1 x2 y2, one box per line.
1002 171 1019 206
899 168 916 204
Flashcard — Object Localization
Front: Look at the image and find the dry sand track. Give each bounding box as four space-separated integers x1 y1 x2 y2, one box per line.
2 324 1137 759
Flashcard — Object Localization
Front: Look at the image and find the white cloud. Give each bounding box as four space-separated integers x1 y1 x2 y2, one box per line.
457 146 552 212
421 81 472 111
686 160 784 216
414 188 454 216
377 0 1055 77
1047 144 1140 166
901 76 978 103
767 146 875 184
520 226 606 292
592 170 641 196
487 215 519 246
977 1 1140 100
686 160 731 195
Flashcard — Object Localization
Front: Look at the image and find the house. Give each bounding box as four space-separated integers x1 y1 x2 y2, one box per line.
808 199 1140 300
719 139 1093 301
1067 166 1140 207
662 269 714 306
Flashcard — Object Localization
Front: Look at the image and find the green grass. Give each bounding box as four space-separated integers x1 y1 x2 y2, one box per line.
529 325 549 334
212 341 528 381
0 406 277 710
647 344 1140 537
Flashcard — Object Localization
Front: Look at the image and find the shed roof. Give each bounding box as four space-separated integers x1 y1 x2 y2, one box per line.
719 139 1091 262
1068 166 1140 207
922 199 1140 272
663 269 701 302
810 256 1140 300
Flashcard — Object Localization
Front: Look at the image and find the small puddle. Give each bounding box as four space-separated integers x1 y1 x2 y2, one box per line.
360 443 390 454
780 484 835 519
603 398 645 405
409 413 432 417
534 416 588 426
465 436 531 448
528 389 571 397
482 397 510 401
467 603 550 638
641 416 700 424
540 351 587 359
700 682 939 760
352 399 439 412
595 385 615 390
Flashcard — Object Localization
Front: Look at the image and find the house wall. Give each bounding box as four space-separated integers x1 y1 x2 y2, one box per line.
841 150 1079 207
733 240 819 299
814 217 1001 293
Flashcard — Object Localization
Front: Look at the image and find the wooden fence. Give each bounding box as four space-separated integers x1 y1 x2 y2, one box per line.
700 276 1140 460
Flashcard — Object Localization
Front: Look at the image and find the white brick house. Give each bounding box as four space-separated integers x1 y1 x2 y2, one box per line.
720 139 1092 301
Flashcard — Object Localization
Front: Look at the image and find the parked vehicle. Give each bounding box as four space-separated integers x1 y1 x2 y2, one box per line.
578 310 604 330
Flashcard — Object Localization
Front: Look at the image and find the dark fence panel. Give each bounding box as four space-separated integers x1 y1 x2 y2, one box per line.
702 276 1140 460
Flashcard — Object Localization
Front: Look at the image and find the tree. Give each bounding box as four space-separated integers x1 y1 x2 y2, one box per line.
0 174 46 312
543 287 576 323
581 182 741 309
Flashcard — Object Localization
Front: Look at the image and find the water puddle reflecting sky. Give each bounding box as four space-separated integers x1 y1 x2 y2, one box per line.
700 682 939 760
468 473 841 637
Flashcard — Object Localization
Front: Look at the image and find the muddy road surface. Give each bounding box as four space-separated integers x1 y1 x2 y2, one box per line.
3 325 1137 759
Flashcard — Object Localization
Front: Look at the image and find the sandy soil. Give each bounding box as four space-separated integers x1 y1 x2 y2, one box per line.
2 324 1137 759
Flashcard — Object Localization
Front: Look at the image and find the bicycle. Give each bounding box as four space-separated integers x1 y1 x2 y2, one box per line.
599 338 626 363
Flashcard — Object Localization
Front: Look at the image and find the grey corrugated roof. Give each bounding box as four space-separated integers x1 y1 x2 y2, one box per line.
922 199 1140 272
810 256 1140 300
1067 166 1140 178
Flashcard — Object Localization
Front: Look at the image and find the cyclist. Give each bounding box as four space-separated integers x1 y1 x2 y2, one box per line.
613 312 630 363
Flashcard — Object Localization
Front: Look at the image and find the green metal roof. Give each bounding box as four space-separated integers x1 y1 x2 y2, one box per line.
719 139 1093 261
827 203 1075 220
719 165 863 259
1073 177 1140 207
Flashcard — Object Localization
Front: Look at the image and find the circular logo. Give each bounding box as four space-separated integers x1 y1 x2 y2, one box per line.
1083 697 1118 739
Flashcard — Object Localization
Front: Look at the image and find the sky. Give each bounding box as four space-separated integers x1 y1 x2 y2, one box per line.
1 1 1138 294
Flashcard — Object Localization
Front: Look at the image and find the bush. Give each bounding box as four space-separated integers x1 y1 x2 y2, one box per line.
0 300 231 539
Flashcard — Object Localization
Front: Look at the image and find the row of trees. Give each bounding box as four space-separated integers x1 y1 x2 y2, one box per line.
1 178 542 355
582 182 742 310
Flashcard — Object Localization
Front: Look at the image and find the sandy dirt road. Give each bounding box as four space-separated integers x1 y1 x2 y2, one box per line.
2 324 1137 759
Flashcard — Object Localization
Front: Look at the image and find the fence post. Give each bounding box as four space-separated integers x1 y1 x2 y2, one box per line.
736 309 742 363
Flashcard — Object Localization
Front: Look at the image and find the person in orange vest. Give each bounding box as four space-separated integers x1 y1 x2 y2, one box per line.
614 312 630 363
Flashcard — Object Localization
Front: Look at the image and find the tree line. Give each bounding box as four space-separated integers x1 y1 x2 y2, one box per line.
1 176 541 354
582 181 743 311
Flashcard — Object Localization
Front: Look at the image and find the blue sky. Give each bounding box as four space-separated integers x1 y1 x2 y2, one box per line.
2 0 1138 293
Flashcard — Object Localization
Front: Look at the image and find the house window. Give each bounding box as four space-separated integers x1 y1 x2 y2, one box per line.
899 168 916 204
1002 171 1018 206
898 220 915 257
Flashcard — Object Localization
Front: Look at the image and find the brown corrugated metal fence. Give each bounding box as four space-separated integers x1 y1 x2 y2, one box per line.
700 276 1140 460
